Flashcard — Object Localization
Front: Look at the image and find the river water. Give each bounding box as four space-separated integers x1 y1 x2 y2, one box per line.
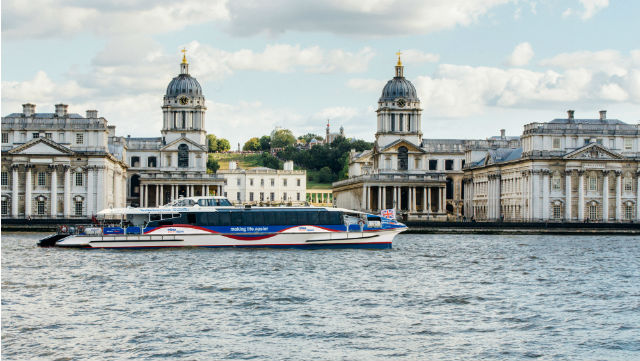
2 233 639 360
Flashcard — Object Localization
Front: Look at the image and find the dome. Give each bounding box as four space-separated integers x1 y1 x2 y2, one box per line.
166 74 202 97
379 76 418 102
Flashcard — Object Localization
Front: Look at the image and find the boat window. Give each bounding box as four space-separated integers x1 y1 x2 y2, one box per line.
218 212 230 226
308 211 319 225
264 211 276 226
198 199 207 206
231 212 242 226
187 213 196 224
161 214 173 220
219 199 232 206
196 213 208 225
206 212 218 226
150 214 161 221
253 211 264 225
242 212 254 226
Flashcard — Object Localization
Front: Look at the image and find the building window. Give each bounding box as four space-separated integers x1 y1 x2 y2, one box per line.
1 172 7 186
249 192 254 201
260 192 264 201
624 177 633 192
37 200 45 215
553 204 562 219
297 179 301 187
32 133 40 139
397 146 408 171
178 144 189 168
131 157 140 167
624 138 632 150
552 138 561 149
45 133 52 139
588 176 597 192
445 159 454 170
1 200 8 215
270 192 274 201
58 132 65 142
250 178 254 186
391 114 395 131
236 192 241 201
75 201 83 216
283 179 287 186
429 160 438 170
260 179 264 187
609 139 615 148
588 204 598 220
147 157 157 168
283 193 287 200
271 178 275 186
38 172 46 186
552 174 562 191
297 192 300 201
76 133 83 144
75 172 83 186
625 204 634 220
2 133 8 143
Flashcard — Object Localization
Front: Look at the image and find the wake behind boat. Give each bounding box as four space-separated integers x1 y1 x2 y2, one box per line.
38 197 407 249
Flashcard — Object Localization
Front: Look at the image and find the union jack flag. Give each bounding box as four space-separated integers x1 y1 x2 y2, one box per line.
381 209 396 220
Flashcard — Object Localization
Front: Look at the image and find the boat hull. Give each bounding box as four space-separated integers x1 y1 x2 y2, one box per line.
54 228 403 249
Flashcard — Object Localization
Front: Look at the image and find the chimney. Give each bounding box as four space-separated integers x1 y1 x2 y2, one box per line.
599 110 607 120
500 129 506 139
55 104 68 117
22 103 36 117
567 109 575 120
86 110 98 118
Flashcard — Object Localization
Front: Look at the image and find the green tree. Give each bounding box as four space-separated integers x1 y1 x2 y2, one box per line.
259 135 271 151
243 137 261 151
258 152 282 169
216 138 231 152
206 134 218 152
298 133 323 143
271 129 296 148
317 166 333 183
206 156 220 173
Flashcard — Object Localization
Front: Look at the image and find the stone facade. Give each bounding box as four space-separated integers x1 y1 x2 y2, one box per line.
218 161 306 205
464 111 640 222
1 105 127 218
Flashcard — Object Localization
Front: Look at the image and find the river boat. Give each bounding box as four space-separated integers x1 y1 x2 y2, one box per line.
38 197 407 249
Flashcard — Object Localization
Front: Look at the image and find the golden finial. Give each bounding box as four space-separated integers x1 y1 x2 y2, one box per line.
396 50 402 66
181 48 187 64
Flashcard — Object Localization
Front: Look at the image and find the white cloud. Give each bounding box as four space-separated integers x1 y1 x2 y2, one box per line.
562 0 609 20
400 49 440 64
506 42 534 67
346 78 387 93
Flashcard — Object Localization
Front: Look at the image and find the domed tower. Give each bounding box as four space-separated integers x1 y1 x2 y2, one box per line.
375 53 422 147
161 50 207 145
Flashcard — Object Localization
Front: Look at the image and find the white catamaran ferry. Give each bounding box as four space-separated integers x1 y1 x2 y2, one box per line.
38 197 407 249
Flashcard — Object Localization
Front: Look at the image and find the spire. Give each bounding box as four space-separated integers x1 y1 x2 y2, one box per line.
395 50 404 77
180 48 189 75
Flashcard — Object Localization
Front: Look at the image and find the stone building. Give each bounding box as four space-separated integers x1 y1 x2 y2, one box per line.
324 119 344 144
1 104 127 218
333 55 519 220
218 161 306 205
118 52 224 207
464 110 640 222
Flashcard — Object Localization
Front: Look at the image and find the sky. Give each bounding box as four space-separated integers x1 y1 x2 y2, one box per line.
2 0 639 149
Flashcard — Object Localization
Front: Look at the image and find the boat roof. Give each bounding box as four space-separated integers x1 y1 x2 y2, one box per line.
97 206 364 217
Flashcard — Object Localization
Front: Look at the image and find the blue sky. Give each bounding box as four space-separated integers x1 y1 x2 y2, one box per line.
2 0 639 148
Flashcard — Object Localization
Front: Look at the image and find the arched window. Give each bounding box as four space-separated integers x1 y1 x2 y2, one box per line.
178 144 189 168
397 146 408 170
130 174 140 197
147 156 157 168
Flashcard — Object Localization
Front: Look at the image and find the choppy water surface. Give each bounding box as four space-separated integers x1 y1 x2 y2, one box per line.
2 233 639 360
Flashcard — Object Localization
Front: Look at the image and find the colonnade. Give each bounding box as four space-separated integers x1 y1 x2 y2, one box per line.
361 185 445 214
139 184 223 207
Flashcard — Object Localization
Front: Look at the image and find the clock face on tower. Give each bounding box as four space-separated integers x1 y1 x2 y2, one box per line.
179 96 189 105
397 98 406 108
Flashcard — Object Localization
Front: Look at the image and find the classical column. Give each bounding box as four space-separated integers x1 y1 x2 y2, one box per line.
201 185 205 196
96 167 104 212
602 171 609 221
565 170 572 220
159 184 164 206
423 187 427 213
361 185 366 210
50 165 57 217
438 188 443 213
381 186 386 210
64 166 71 217
87 167 94 216
155 185 160 206
578 171 585 221
377 186 382 211
392 186 397 210
615 171 622 221
11 165 19 218
427 187 432 213
532 171 540 220
636 172 640 221
542 171 550 220
412 187 417 212
141 184 146 207
365 185 370 211
25 165 33 217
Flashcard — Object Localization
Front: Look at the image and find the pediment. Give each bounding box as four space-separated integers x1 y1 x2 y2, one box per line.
8 138 74 155
161 137 206 152
378 139 425 153
563 143 624 160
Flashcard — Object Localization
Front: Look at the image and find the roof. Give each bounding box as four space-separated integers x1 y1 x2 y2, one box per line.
5 113 85 119
379 76 418 102
548 118 627 125
166 74 202 97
